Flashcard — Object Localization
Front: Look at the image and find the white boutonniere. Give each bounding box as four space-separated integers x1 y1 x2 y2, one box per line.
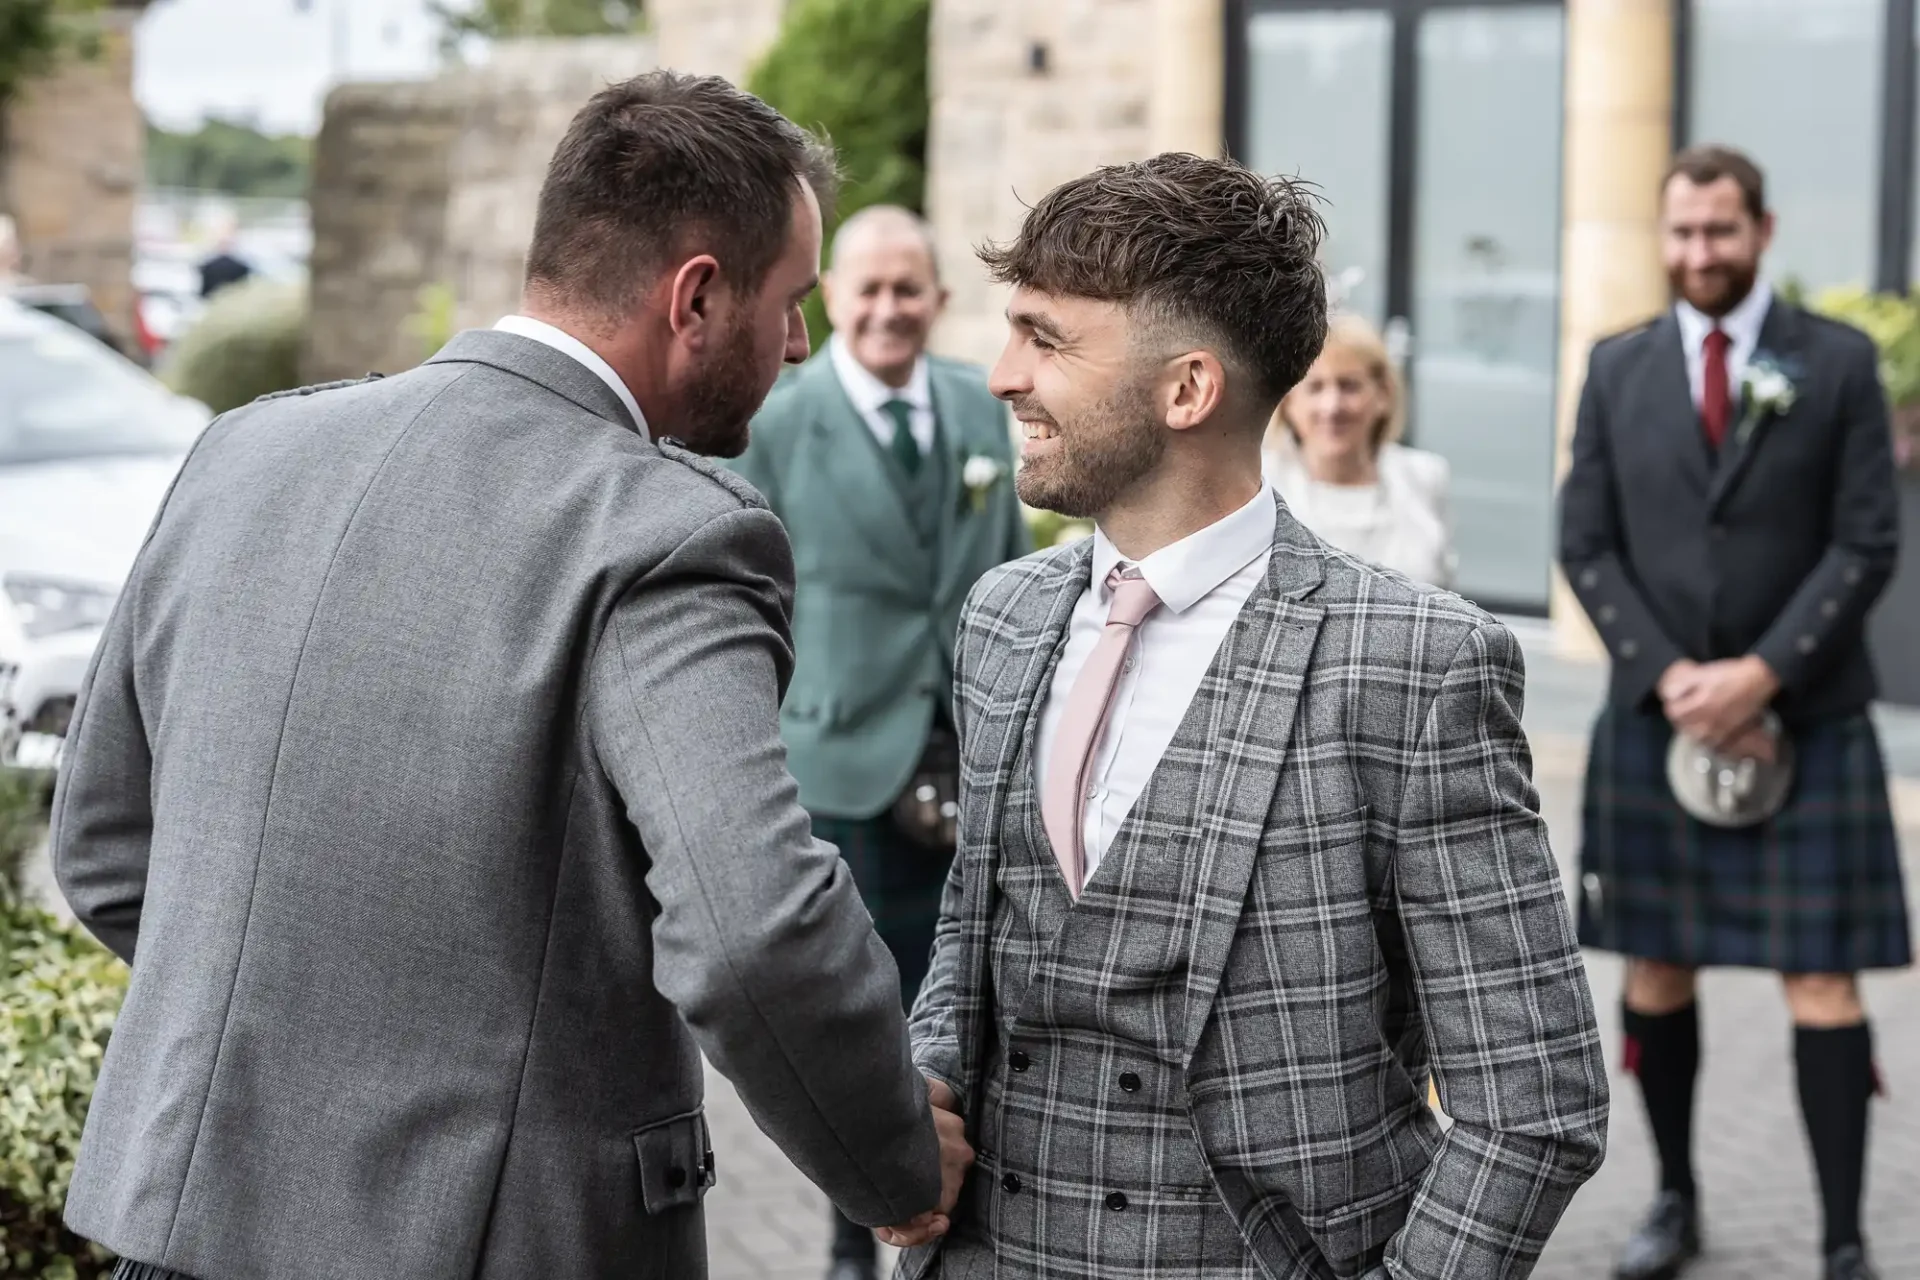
961 454 1006 512
1736 355 1798 445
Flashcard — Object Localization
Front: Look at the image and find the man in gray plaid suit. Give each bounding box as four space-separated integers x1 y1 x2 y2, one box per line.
880 156 1610 1278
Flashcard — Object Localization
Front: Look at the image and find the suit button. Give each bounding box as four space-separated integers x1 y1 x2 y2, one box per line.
1823 599 1840 617
1105 1191 1129 1212
666 1166 688 1189
1597 605 1617 625
1709 524 1726 541
1009 1050 1030 1072
1118 1071 1141 1093
1001 1172 1022 1195
1618 639 1639 660
1579 568 1600 590
1798 635 1817 654
1845 565 1864 585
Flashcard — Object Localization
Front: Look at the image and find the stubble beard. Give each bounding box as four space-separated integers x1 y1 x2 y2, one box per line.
1013 377 1165 519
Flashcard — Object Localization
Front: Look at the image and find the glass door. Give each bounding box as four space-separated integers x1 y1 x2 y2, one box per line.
1230 0 1567 612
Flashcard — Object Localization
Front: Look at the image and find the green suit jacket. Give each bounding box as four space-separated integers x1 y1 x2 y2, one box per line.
730 350 1031 819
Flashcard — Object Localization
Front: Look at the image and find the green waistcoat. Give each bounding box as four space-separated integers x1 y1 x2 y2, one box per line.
728 350 1032 819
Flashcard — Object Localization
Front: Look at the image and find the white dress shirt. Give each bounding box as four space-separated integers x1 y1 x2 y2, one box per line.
1034 485 1277 878
493 314 650 440
1674 280 1773 411
828 333 937 455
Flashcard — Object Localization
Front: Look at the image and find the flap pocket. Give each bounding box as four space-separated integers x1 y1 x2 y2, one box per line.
632 1108 715 1214
1301 1170 1419 1269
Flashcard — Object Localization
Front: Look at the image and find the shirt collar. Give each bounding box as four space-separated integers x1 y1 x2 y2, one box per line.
829 333 932 415
1675 279 1773 355
1091 484 1277 616
493 315 650 440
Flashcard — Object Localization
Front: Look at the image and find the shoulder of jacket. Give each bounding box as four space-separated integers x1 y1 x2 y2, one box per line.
653 438 771 511
1591 316 1661 358
1793 305 1877 355
251 372 387 403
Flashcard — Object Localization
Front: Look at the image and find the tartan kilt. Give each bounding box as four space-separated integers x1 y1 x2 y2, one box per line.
811 811 954 1005
1576 707 1913 973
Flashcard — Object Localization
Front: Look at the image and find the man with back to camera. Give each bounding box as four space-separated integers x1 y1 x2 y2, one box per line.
729 204 1027 1280
1562 143 1909 1280
51 71 970 1280
885 152 1609 1280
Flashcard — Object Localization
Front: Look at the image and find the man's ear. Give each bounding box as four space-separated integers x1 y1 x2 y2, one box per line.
668 254 722 347
1162 351 1228 433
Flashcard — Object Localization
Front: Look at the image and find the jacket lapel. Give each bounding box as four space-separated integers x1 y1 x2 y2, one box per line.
1644 313 1714 495
1180 498 1326 1062
800 357 933 586
1707 300 1802 513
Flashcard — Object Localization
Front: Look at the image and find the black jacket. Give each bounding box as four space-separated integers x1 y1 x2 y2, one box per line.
1558 300 1900 724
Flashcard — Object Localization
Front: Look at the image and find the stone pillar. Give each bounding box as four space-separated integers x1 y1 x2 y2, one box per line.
1148 0 1225 157
2 5 145 343
648 0 787 85
1550 0 1675 657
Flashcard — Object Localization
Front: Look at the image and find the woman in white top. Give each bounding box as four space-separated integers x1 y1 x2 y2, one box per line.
1262 313 1457 589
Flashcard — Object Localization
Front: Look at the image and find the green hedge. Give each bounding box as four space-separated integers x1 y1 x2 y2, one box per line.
0 776 126 1279
747 0 930 352
160 277 308 415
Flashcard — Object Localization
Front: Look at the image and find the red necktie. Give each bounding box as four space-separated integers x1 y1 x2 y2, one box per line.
1701 327 1731 449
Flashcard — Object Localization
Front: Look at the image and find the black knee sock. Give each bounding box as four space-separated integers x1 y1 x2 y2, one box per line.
1795 1022 1875 1255
1623 1002 1700 1201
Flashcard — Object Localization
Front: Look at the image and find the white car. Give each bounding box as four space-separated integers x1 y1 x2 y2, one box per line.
0 298 210 770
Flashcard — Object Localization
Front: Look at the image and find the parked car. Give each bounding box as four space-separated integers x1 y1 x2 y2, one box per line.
8 282 147 368
0 297 210 770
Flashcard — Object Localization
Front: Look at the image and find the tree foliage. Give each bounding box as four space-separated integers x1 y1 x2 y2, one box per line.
429 0 644 53
746 0 930 351
160 278 308 414
146 118 312 200
0 0 101 113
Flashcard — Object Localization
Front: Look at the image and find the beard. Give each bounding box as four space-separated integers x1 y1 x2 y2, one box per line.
1670 255 1760 318
674 311 765 458
1012 376 1165 519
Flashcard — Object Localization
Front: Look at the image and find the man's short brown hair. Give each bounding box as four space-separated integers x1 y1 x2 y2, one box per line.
979 153 1328 403
526 71 838 322
1664 144 1767 221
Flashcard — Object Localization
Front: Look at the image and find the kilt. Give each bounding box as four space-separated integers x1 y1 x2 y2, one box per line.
812 810 953 1005
1577 707 1912 973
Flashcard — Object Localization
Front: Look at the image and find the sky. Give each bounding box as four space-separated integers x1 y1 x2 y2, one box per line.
135 0 449 136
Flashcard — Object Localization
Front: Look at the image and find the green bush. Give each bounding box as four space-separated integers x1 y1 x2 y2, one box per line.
747 0 930 352
0 778 125 1279
0 770 51 893
160 277 308 415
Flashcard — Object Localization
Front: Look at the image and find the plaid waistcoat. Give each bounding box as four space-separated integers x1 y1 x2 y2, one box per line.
906 498 1609 1280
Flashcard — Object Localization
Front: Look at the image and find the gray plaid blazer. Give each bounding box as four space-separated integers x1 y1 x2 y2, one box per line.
906 497 1608 1278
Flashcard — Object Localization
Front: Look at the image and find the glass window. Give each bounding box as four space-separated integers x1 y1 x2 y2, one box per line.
1241 11 1393 326
1690 0 1884 293
1410 5 1565 609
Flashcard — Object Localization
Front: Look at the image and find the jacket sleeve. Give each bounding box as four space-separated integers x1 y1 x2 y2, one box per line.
1384 620 1610 1279
587 503 941 1228
1750 336 1901 691
48 578 153 965
1558 345 1690 706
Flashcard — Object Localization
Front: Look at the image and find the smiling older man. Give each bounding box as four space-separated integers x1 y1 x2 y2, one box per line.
729 205 1031 1280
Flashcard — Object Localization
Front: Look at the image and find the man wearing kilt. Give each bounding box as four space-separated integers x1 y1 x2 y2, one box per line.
730 206 1031 1280
1561 144 1910 1280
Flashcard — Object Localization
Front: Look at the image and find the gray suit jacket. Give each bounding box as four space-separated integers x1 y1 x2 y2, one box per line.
50 330 942 1280
908 499 1609 1277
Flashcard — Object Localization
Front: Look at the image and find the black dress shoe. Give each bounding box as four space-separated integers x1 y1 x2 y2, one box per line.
826 1259 878 1280
1613 1191 1701 1280
1826 1244 1878 1280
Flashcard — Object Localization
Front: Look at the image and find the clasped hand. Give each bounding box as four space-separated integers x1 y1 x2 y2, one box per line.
1658 655 1782 763
876 1078 974 1250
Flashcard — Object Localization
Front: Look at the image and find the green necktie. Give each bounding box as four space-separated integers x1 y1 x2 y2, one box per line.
883 398 922 476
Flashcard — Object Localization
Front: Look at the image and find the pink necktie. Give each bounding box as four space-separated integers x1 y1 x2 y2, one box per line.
1042 565 1162 899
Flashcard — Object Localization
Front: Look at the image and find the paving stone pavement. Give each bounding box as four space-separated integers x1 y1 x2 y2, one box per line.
700 625 1920 1280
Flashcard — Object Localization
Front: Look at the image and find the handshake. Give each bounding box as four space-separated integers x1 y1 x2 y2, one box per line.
876 1077 975 1249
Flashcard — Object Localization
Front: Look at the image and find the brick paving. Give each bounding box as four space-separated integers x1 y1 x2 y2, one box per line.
701 626 1920 1280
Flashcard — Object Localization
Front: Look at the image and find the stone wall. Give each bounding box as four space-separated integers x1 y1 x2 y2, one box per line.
925 0 1155 366
302 80 465 383
302 36 654 383
648 0 788 85
2 6 146 342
